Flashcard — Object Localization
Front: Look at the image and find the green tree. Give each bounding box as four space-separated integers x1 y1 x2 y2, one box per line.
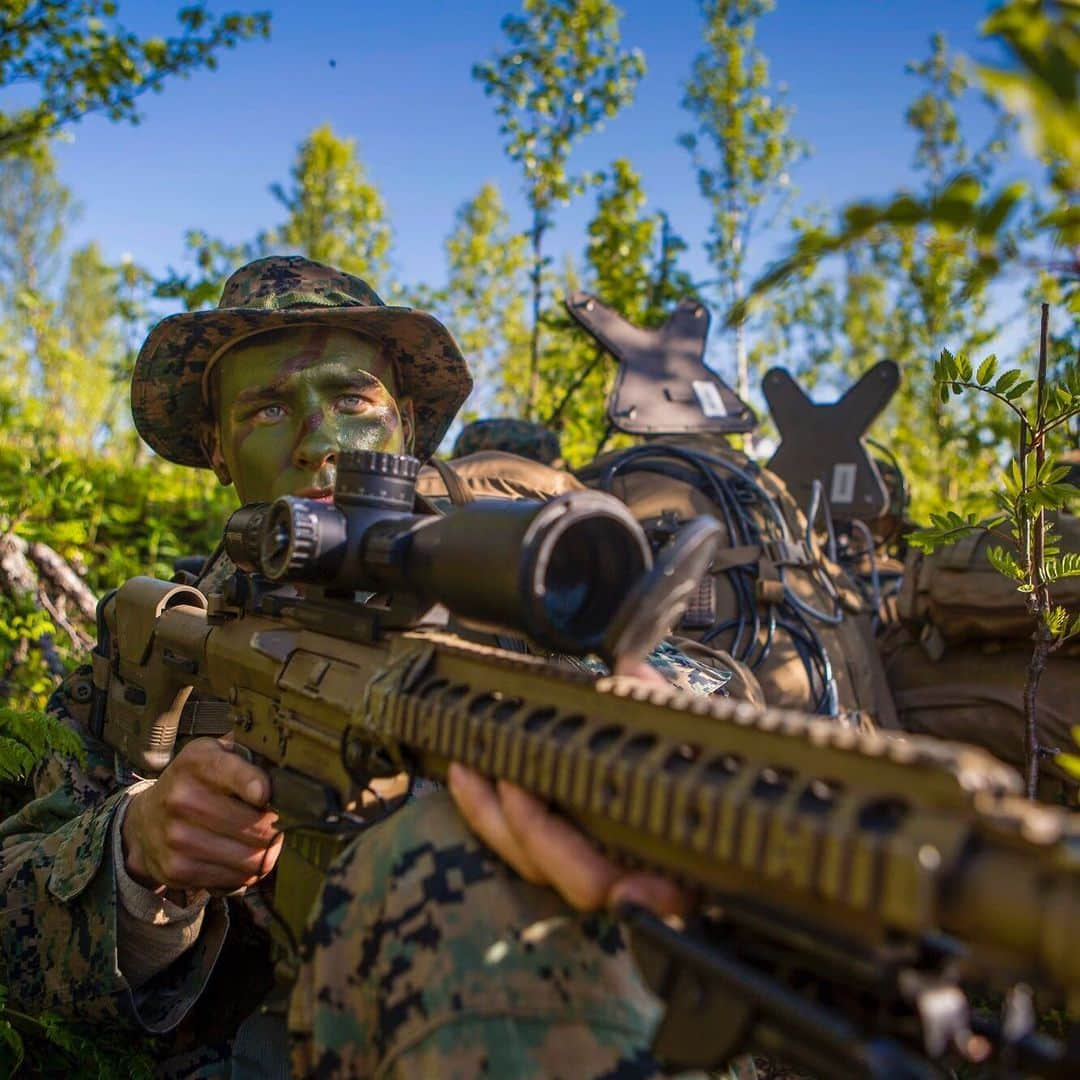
154 229 261 311
438 182 530 420
270 124 393 290
524 158 695 464
156 124 394 310
745 34 1018 519
0 149 148 455
0 1 270 158
0 144 72 405
474 0 644 417
52 242 123 449
679 0 806 421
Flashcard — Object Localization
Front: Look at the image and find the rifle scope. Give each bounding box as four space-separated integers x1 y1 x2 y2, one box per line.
225 450 653 655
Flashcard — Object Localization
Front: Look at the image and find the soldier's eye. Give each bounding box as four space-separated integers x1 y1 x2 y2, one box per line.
338 394 369 412
255 403 286 421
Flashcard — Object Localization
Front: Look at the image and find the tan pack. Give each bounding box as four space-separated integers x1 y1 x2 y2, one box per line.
898 515 1080 648
577 437 897 727
417 450 586 505
881 625 1078 795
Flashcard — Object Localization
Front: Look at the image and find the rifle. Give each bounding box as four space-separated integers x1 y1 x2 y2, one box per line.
91 450 1078 1078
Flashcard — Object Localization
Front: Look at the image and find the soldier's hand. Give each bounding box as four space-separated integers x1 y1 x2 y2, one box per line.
448 660 689 919
121 736 283 892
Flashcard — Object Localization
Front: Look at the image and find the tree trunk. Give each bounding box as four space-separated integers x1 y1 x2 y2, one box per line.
526 212 544 421
735 318 754 455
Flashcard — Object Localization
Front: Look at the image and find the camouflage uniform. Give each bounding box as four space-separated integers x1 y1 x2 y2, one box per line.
452 418 562 466
0 257 744 1078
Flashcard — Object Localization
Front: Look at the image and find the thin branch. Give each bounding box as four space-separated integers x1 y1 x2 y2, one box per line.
943 379 1031 432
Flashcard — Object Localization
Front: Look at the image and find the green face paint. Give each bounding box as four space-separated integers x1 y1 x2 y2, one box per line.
213 326 408 504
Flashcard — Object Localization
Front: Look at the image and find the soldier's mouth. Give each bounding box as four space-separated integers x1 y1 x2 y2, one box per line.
294 487 335 502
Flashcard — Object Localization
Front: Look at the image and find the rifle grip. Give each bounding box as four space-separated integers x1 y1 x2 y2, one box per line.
99 577 207 776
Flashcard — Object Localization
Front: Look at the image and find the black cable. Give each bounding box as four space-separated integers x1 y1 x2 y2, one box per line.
597 443 842 715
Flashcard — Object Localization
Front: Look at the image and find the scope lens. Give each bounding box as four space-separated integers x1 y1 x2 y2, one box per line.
223 503 270 572
259 500 298 579
540 515 649 643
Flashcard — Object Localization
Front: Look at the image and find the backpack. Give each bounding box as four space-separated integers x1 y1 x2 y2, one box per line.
897 516 1080 653
881 624 1079 796
416 450 586 505
576 436 897 727
418 449 766 706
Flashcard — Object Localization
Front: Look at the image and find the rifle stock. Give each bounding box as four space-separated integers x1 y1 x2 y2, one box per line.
92 465 1079 1078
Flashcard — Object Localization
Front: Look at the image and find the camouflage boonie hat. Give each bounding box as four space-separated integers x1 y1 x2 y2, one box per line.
451 418 561 465
131 256 472 465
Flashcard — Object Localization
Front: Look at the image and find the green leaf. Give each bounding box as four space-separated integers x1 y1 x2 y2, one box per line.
1004 378 1035 401
986 544 1025 582
976 354 998 385
0 1018 24 1071
993 369 1022 395
1043 552 1080 583
1058 753 1080 781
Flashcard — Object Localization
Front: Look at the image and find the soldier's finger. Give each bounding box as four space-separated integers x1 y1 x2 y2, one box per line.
496 780 619 912
447 764 545 885
609 874 689 920
161 819 281 877
163 783 279 845
189 741 271 806
150 851 270 892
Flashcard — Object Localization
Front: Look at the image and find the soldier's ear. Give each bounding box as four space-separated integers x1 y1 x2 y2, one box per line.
201 423 233 487
400 397 415 455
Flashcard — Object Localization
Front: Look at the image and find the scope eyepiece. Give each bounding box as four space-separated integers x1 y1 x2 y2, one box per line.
224 503 272 572
258 497 348 582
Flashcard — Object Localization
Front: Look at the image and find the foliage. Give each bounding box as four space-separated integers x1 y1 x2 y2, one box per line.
908 331 1080 793
534 158 696 464
980 0 1080 193
0 982 155 1078
0 705 83 783
474 0 644 416
270 124 393 291
679 0 807 410
742 33 1019 520
0 148 157 456
0 143 72 397
0 1 271 158
436 182 531 421
154 123 395 310
153 228 264 311
736 0 1079 322
0 408 237 719
0 412 228 1070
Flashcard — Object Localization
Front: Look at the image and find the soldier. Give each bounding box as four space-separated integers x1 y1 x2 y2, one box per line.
0 257 739 1078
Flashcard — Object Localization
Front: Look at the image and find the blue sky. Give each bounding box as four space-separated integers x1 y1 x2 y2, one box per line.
46 1 1036 351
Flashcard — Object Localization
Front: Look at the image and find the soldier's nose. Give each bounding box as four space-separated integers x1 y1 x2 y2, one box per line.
293 427 337 472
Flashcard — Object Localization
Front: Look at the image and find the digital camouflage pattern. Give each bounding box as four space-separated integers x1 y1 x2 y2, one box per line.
131 256 473 466
452 418 562 465
291 788 700 1078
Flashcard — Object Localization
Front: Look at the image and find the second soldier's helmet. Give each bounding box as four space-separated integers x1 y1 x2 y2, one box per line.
452 418 562 466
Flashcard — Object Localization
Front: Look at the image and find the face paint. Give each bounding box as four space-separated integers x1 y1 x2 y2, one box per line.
212 326 411 504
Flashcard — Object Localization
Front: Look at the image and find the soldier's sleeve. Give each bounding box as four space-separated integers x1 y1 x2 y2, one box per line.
0 666 229 1031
